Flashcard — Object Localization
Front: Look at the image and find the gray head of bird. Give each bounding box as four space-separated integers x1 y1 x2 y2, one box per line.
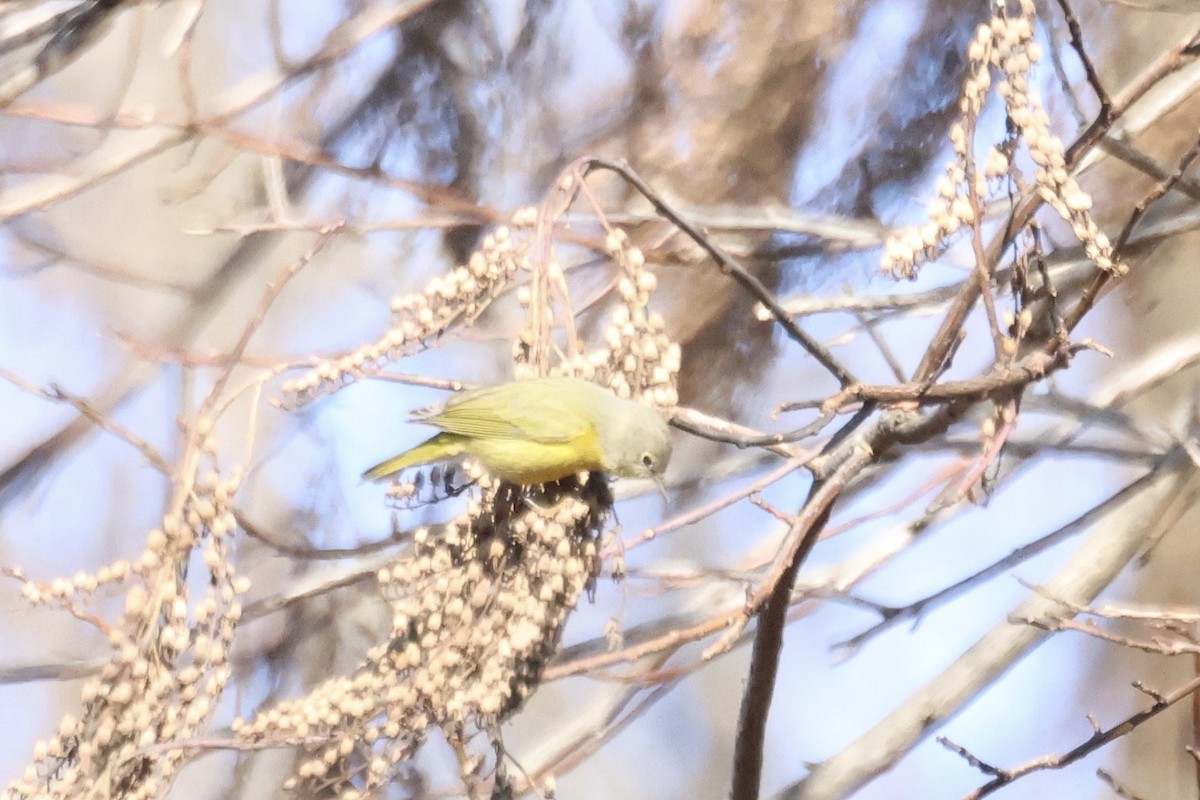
600 402 673 481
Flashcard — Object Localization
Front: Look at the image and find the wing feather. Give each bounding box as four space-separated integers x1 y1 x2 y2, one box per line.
425 378 596 443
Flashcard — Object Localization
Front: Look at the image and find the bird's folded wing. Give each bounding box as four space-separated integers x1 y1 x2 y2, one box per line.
429 387 589 442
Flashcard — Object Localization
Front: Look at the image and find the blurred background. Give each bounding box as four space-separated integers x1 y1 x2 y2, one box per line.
3 1 1200 798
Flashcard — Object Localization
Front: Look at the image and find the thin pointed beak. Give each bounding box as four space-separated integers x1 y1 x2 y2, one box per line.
654 476 668 502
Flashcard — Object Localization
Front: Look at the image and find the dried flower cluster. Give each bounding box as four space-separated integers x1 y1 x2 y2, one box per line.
8 436 246 800
882 0 1122 278
9 182 680 798
281 207 541 404
240 211 680 793
233 470 611 797
541 228 681 407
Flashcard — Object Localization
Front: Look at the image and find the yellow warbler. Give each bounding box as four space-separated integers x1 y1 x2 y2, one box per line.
363 376 672 485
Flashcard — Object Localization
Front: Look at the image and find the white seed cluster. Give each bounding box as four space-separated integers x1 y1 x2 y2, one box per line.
881 150 979 278
547 228 680 408
233 469 609 798
9 462 247 800
882 0 1122 279
283 209 541 403
995 22 1121 275
248 215 680 796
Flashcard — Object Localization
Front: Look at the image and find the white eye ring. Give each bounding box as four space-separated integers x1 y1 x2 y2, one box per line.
641 453 654 468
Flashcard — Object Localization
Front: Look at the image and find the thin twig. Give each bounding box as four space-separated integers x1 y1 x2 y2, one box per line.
836 466 1167 654
1052 0 1112 125
198 225 339 419
1068 129 1200 332
615 457 809 555
0 367 169 473
960 673 1200 798
579 157 859 388
1114 129 1200 257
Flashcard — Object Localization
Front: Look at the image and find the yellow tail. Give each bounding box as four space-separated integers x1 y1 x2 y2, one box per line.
362 433 467 481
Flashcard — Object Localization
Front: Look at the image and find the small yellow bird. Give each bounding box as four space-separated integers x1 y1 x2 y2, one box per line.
363 376 672 485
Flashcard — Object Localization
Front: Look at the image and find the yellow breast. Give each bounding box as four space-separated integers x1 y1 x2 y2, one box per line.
464 427 605 484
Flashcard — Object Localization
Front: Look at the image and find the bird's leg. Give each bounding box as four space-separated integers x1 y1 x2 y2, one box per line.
488 725 512 800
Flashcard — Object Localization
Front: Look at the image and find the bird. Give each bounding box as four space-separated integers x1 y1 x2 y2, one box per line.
362 376 672 486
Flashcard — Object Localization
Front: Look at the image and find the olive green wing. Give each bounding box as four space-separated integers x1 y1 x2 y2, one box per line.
422 380 594 442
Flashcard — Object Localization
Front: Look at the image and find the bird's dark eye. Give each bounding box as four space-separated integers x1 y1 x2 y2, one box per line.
642 453 655 468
